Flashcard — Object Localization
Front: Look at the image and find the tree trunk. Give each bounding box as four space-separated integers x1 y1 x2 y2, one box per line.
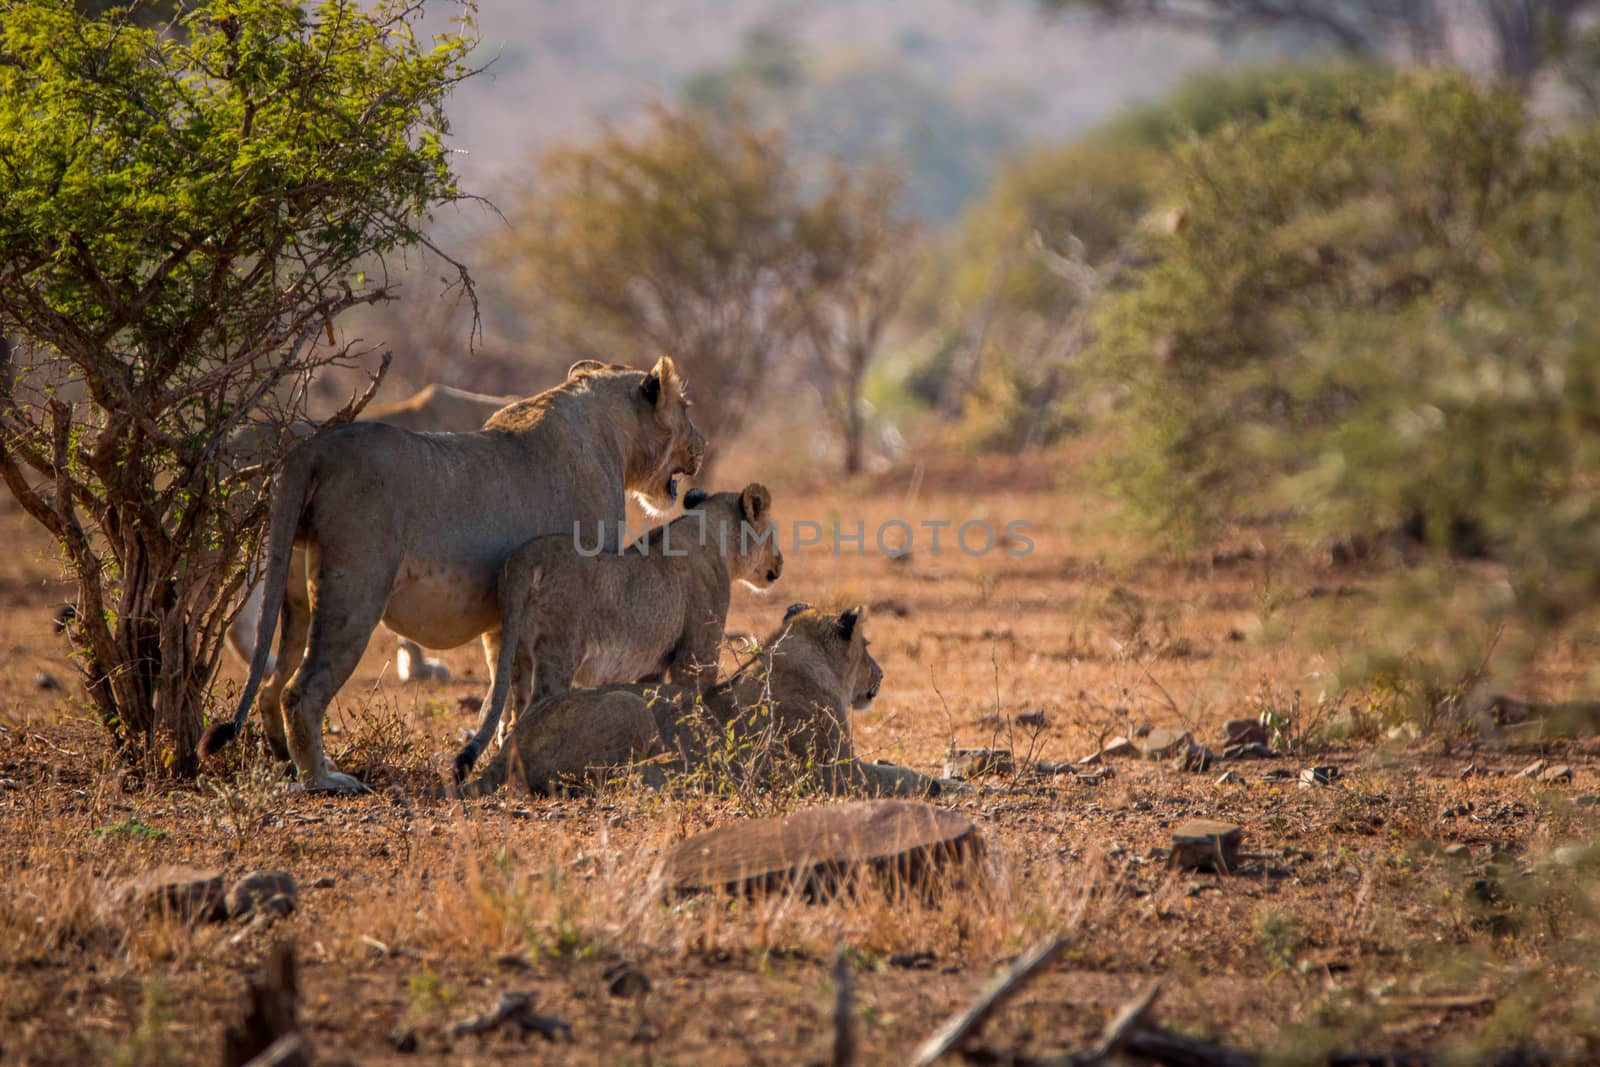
843 362 864 477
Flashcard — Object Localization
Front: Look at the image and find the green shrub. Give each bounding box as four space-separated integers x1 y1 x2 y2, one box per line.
1098 68 1600 638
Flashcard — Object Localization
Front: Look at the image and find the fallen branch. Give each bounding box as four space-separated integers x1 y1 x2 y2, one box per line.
446 991 572 1044
910 937 1067 1066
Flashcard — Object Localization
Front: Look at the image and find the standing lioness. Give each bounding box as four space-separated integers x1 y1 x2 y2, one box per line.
201 358 705 792
454 483 784 780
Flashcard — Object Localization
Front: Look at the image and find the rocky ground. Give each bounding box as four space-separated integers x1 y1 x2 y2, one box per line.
3 445 1599 1065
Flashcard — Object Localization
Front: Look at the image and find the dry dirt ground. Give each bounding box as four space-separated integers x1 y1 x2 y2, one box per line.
3 443 1600 1065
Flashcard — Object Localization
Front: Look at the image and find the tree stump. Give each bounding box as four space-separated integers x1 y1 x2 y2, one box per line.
663 800 983 900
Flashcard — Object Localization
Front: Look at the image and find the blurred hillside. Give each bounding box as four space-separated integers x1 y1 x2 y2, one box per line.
435 0 1223 203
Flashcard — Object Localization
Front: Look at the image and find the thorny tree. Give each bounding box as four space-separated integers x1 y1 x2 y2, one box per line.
0 0 477 775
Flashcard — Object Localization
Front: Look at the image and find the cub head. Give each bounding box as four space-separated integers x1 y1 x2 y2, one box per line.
776 603 881 710
685 482 782 588
605 355 705 515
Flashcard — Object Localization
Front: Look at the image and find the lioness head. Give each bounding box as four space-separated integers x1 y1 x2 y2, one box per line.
779 602 882 710
578 355 704 515
683 482 783 588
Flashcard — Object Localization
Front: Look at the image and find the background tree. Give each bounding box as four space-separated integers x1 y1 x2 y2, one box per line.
0 0 475 775
495 104 900 456
797 167 918 475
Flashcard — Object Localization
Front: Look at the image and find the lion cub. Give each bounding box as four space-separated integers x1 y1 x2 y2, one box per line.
454 483 782 779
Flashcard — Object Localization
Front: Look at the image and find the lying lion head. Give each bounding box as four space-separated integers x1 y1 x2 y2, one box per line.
682 482 783 588
778 602 882 710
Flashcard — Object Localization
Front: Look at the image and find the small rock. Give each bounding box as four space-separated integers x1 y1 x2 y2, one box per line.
308 876 336 890
1226 629 1246 642
1099 736 1137 759
1222 719 1269 747
1169 819 1244 873
1170 742 1216 773
1014 710 1049 731
1215 770 1242 785
0 779 18 791
1263 768 1297 780
389 1028 419 1054
33 670 60 691
105 865 226 922
226 870 297 922
1141 727 1193 760
888 951 937 970
457 694 484 714
1221 742 1276 760
603 962 651 999
1519 759 1547 779
1574 795 1600 808
1299 766 1340 788
942 748 1014 779
1458 763 1480 779
1541 764 1574 783
1441 802 1474 818
52 603 77 633
1441 843 1470 858
1075 770 1112 786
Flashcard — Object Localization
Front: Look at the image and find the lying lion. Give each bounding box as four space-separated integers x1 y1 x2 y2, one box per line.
457 604 951 799
454 483 785 780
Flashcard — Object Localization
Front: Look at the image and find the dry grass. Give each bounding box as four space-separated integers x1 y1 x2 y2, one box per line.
3 442 1600 1064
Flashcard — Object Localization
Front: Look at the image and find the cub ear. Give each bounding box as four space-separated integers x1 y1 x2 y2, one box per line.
783 602 812 622
683 488 710 510
836 605 866 642
740 483 771 523
642 355 682 408
568 359 610 379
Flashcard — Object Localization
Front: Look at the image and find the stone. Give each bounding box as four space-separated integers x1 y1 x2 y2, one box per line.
1169 819 1244 873
1014 709 1049 731
1099 736 1137 759
1519 760 1547 778
1170 743 1216 773
941 748 1014 780
226 870 298 922
1215 770 1242 785
1575 795 1600 808
1222 719 1269 747
33 670 60 691
1441 843 1470 858
1299 766 1340 788
0 779 18 791
1541 764 1574 783
604 962 651 999
105 865 226 922
1141 727 1193 760
1221 742 1275 760
661 800 983 899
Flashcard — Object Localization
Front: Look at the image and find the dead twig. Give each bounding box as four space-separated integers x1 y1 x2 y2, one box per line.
910 937 1067 1067
833 951 856 1067
446 990 571 1044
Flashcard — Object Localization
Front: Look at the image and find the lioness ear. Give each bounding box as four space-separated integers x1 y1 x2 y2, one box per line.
784 602 812 622
836 605 865 642
740 483 771 523
568 358 609 379
642 355 681 408
683 488 710 510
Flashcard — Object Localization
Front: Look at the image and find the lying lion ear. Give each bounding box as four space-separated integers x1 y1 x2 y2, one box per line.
568 359 609 379
683 488 710 510
836 606 865 641
740 483 771 523
784 602 811 622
